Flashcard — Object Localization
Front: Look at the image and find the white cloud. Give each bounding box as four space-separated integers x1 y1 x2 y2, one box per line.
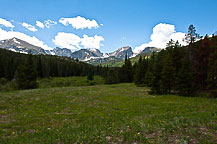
52 32 104 50
0 28 52 50
59 16 99 29
36 21 44 28
44 19 57 28
22 22 38 32
81 35 104 49
0 18 14 28
134 23 187 53
52 32 81 50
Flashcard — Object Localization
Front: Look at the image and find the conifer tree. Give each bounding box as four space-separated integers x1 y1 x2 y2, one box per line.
16 55 38 89
176 54 195 96
207 36 217 89
37 56 43 78
150 51 164 94
145 53 155 87
119 54 133 83
161 40 176 93
124 54 133 82
87 70 94 81
105 68 119 84
185 24 200 44
134 56 144 85
161 54 175 94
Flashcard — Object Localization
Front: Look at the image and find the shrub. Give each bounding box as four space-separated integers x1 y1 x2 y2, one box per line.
209 90 217 98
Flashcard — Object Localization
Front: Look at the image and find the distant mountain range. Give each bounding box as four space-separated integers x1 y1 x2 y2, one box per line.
0 37 161 65
0 37 49 55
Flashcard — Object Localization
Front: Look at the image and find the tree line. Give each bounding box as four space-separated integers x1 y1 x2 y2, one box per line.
0 49 105 89
104 25 217 97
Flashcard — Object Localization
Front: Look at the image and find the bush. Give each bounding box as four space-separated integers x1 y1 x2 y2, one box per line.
209 90 217 98
0 78 7 85
0 80 18 92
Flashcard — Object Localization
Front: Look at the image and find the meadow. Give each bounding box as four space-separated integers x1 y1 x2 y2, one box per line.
0 77 216 143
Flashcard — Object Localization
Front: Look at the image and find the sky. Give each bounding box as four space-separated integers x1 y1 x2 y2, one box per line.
0 0 216 53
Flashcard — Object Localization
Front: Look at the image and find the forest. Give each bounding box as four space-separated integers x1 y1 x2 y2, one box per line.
0 25 217 97
104 25 217 97
0 26 217 143
0 49 106 89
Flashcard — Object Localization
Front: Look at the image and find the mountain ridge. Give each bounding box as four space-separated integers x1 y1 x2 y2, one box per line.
0 37 160 65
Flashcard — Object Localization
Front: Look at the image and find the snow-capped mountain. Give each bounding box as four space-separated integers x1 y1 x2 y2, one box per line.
0 37 48 55
104 46 133 59
50 47 73 57
70 48 104 61
0 38 160 65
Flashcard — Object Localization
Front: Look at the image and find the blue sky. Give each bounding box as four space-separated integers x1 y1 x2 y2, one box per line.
0 0 216 53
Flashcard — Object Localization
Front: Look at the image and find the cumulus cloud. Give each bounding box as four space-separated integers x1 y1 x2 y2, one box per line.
52 32 81 50
59 16 99 29
0 28 52 50
22 22 38 32
0 18 14 28
134 23 187 53
36 21 44 28
44 19 57 28
52 32 104 50
81 35 104 49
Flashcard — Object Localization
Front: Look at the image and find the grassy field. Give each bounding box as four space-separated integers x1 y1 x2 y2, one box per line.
38 76 104 88
0 82 216 143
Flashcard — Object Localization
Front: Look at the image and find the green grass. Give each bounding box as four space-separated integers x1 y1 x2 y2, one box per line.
38 76 104 88
0 83 216 143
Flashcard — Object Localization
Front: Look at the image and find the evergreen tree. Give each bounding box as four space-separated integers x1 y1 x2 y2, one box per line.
134 56 147 85
134 56 144 85
16 55 38 89
118 54 133 83
185 24 200 44
145 53 155 87
161 55 175 94
105 68 119 84
161 40 176 93
207 36 217 89
176 54 195 96
150 51 164 94
87 70 94 81
37 56 43 78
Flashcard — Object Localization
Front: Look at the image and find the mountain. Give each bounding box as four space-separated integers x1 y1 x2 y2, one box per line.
139 47 161 55
104 46 133 59
97 47 161 67
0 38 160 66
70 48 103 61
50 47 73 57
0 37 47 55
85 46 133 65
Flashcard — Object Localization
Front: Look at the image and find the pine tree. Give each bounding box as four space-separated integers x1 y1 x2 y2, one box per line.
134 56 144 85
105 68 119 84
176 54 195 96
185 24 200 44
87 70 94 81
161 55 175 94
16 55 38 89
145 53 155 87
37 56 43 78
161 41 176 94
119 54 133 83
150 51 164 94
207 36 217 89
124 54 133 82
